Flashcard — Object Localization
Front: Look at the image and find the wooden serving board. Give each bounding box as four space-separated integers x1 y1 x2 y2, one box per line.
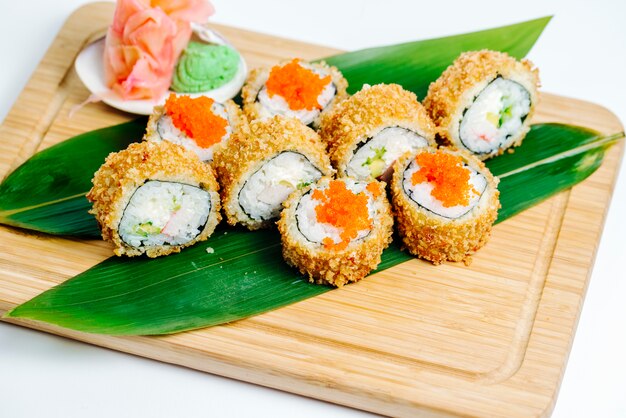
0 3 623 417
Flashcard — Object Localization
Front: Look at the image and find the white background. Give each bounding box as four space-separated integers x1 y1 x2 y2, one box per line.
1 1 625 417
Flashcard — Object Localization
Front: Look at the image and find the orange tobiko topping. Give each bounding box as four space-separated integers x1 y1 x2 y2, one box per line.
164 94 228 149
265 59 331 111
313 180 372 251
411 151 476 208
366 182 381 199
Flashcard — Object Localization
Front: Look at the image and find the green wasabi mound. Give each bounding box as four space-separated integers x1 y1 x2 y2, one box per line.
171 42 240 93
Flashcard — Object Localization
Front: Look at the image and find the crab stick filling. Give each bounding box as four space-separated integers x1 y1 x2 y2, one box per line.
347 127 429 180
239 152 323 221
459 77 531 154
119 181 212 248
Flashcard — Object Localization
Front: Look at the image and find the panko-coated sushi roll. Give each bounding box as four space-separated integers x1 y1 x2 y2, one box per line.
278 177 393 287
424 50 540 160
87 141 221 258
242 58 348 128
144 94 245 162
213 116 334 230
391 147 499 264
319 83 437 181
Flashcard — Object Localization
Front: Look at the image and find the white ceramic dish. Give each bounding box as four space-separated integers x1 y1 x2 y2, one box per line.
74 27 247 115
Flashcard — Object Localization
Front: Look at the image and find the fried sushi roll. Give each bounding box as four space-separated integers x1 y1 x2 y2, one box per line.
144 94 245 162
242 58 348 128
278 177 393 287
424 50 540 160
213 116 334 230
391 147 499 264
319 83 437 181
87 141 221 258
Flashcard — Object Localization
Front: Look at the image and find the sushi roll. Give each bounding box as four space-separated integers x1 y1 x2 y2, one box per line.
213 116 334 230
242 58 348 128
424 50 540 160
319 83 437 181
278 177 393 287
87 141 221 258
390 147 499 264
144 93 245 162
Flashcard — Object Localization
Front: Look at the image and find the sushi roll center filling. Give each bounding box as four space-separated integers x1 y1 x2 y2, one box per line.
119 181 211 248
348 127 429 179
303 180 376 251
163 94 229 149
239 152 323 221
460 77 531 153
265 59 332 111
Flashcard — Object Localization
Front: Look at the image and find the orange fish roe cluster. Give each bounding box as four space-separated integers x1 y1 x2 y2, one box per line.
312 181 372 251
366 182 381 198
164 94 228 149
265 59 331 111
411 151 476 208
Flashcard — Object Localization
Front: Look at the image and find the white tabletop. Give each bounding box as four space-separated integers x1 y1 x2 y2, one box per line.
1 1 625 417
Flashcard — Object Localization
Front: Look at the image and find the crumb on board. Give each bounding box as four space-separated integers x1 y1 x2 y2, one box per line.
206 247 214 254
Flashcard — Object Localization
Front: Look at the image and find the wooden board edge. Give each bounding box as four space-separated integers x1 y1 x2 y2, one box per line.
538 140 625 417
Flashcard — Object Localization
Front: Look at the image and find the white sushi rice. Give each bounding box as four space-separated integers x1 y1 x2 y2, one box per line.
346 127 430 179
119 181 211 248
157 102 231 162
239 152 323 221
402 159 487 219
256 63 336 125
459 77 531 155
295 179 374 245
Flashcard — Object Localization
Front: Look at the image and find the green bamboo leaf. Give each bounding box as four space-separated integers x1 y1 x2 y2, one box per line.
6 227 329 334
0 118 147 237
6 123 622 335
325 16 552 97
488 124 624 220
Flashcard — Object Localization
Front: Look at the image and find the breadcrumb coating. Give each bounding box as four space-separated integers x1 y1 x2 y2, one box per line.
278 177 393 287
87 141 221 257
318 83 437 175
242 59 348 128
423 50 540 159
212 116 334 230
390 147 500 264
144 99 246 158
